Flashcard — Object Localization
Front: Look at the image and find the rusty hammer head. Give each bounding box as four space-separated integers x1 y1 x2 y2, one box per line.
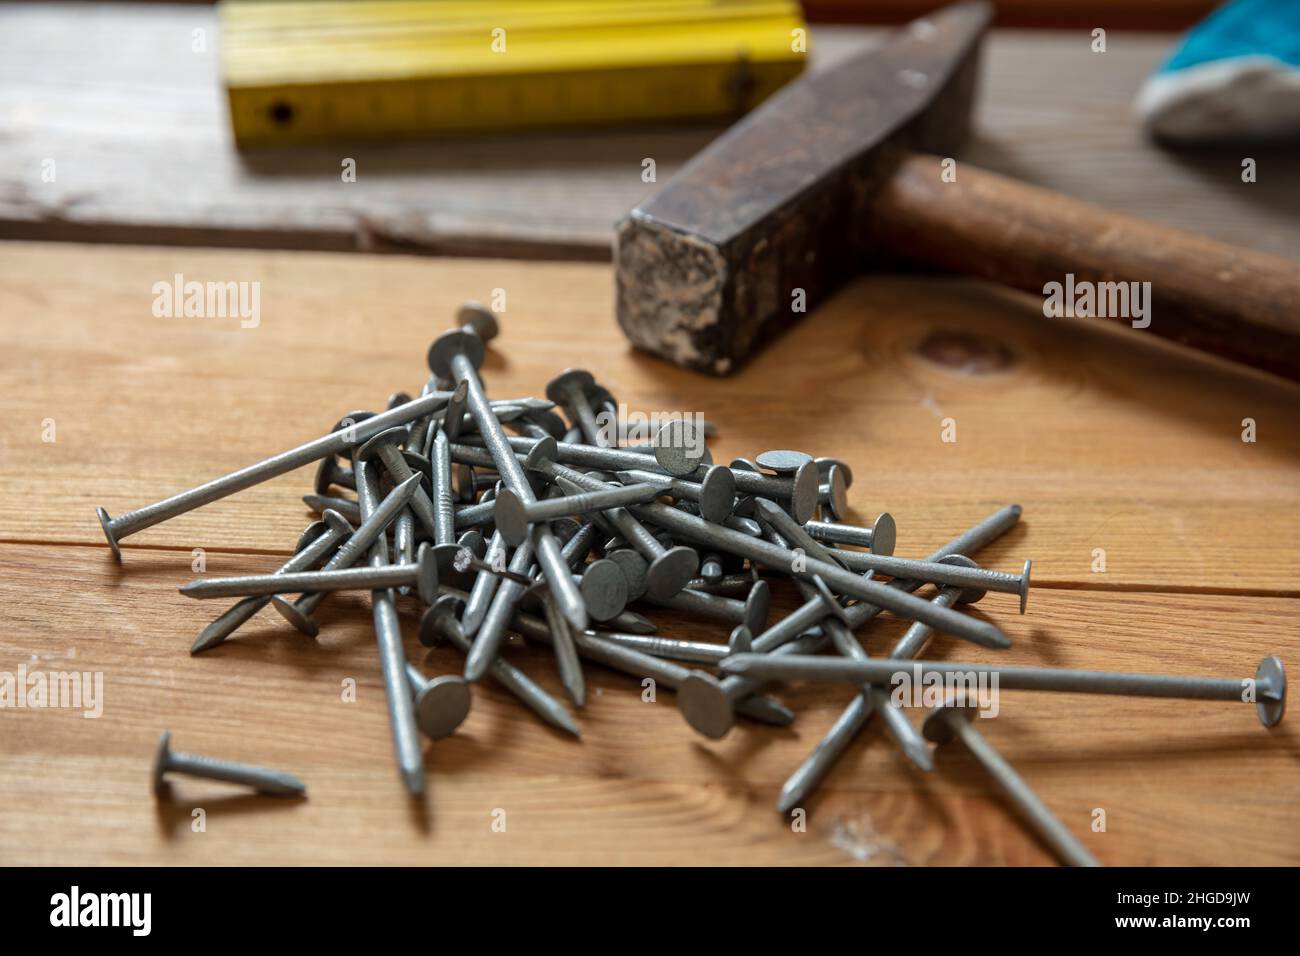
614 1 991 374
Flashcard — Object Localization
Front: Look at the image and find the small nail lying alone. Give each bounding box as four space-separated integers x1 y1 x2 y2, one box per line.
152 731 306 799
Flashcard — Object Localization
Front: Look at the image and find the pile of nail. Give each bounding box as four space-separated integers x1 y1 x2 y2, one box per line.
103 303 1286 865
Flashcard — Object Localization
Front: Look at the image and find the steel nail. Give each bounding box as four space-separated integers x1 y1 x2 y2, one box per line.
355 427 445 542
753 497 848 572
754 449 813 474
302 492 361 524
495 480 669 547
684 574 757 597
450 549 532 587
456 528 487 561
759 519 933 768
729 624 754 654
605 547 649 601
691 459 821 524
392 506 417 590
547 369 610 447
513 407 569 442
332 409 378 462
510 611 794 726
428 425 458 550
180 546 439 604
676 631 829 738
190 511 354 654
652 419 710 477
152 730 305 798
602 608 659 634
923 698 1101 867
463 537 535 681
461 530 507 636
631 500 1009 649
778 505 1024 814
478 433 699 479
818 463 850 521
770 539 970 772
429 326 588 631
804 513 897 554
282 471 423 621
96 391 448 558
614 465 736 524
824 616 935 773
828 557 985 771
579 557 629 622
313 456 356 494
591 632 730 665
814 456 855 489
838 505 1022 631
524 443 698 600
421 597 580 737
722 656 1288 727
830 548 1033 614
453 495 498 531
540 593 586 706
560 519 601 570
454 300 502 342
441 379 470 443
647 579 769 633
747 577 846 653
403 662 472 739
721 513 764 537
403 380 441 458
356 459 426 795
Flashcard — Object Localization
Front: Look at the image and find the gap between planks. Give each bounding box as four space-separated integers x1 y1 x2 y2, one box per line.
11 536 1298 601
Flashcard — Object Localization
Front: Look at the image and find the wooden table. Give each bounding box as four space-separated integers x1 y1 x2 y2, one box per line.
1 241 1296 865
3 5 1299 261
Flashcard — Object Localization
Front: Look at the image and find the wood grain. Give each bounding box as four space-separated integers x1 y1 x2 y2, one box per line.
0 545 1295 865
1 5 1296 260
3 242 1298 592
1 240 1297 864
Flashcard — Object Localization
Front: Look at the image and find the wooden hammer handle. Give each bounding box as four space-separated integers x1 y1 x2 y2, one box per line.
871 151 1300 382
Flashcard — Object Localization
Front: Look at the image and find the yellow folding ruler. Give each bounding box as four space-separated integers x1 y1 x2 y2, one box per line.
220 0 808 146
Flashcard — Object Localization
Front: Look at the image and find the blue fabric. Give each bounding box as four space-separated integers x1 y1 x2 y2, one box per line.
1157 0 1300 73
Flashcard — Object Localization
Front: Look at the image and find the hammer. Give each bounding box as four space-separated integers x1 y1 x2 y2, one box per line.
615 1 1300 381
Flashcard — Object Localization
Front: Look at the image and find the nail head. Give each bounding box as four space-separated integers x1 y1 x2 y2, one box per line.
581 558 629 622
698 465 737 524
921 697 979 744
151 730 173 794
414 675 473 739
870 512 897 556
427 328 484 378
654 420 706 477
756 449 812 475
96 507 123 561
790 461 819 524
1256 656 1287 728
645 546 699 601
677 671 735 739
455 301 501 342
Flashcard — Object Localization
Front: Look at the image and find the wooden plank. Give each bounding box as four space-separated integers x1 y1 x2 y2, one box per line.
806 1 1215 30
0 543 1294 865
3 242 1298 595
1 5 1296 259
